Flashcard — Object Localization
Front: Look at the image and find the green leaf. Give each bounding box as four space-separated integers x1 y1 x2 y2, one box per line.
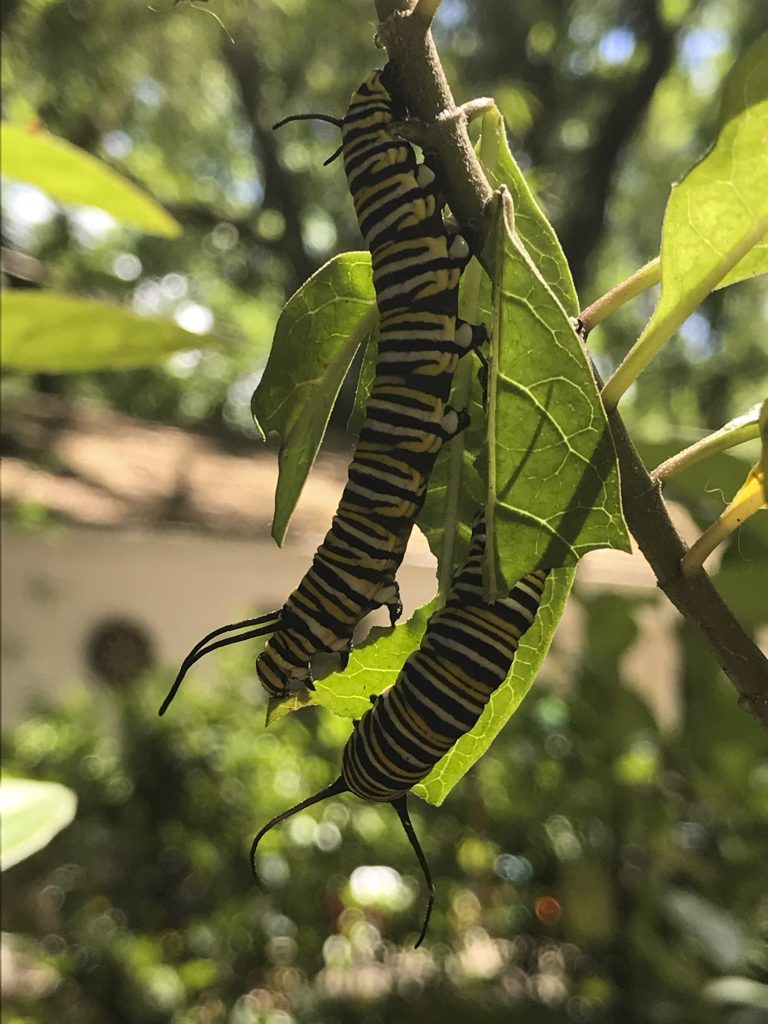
415 566 575 805
416 105 582 587
315 598 439 718
1 123 180 238
478 104 579 317
1 777 77 870
267 598 439 726
415 261 487 588
346 327 378 436
603 34 768 407
483 192 629 595
250 252 377 546
0 291 218 372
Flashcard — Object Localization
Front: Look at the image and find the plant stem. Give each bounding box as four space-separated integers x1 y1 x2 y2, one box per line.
651 411 762 481
580 257 660 333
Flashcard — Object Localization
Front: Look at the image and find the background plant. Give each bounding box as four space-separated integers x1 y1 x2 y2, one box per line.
1 1 767 1022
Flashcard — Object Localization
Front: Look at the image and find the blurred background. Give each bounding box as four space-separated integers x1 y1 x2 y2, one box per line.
2 1 767 1022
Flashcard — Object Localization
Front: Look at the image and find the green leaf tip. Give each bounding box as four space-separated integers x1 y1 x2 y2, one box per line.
250 252 376 546
1 123 181 238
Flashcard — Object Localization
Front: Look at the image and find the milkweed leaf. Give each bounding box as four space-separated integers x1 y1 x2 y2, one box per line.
416 104 581 583
251 252 377 545
482 191 629 596
603 34 768 405
416 566 575 805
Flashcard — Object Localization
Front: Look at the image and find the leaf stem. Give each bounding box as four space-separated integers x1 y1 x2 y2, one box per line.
438 256 482 597
580 257 660 333
651 406 762 481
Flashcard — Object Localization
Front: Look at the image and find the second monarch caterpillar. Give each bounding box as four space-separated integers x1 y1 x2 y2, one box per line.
250 516 549 947
159 64 486 715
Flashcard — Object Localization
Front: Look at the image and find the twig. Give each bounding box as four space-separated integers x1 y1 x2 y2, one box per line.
580 257 660 335
372 0 768 727
650 402 763 481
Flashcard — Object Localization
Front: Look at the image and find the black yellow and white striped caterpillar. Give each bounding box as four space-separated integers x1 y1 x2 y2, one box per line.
159 65 485 715
250 516 548 946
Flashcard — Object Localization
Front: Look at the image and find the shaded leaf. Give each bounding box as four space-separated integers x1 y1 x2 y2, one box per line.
1 777 77 871
414 260 487 588
250 252 377 545
483 192 629 595
1 123 180 237
0 290 218 372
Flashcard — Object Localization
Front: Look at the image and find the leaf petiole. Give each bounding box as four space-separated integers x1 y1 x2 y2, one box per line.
579 257 659 333
651 402 764 481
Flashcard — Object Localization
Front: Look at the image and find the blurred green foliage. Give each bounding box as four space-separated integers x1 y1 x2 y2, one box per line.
2 0 766 435
2 596 767 1023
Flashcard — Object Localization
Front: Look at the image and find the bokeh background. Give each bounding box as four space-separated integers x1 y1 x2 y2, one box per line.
2 1 768 1022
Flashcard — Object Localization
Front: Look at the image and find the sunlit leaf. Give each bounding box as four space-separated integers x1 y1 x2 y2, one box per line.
483 192 629 595
1 777 77 871
268 565 573 805
1 123 180 237
665 889 747 972
0 290 218 371
704 977 768 1010
250 252 377 546
268 598 439 726
603 33 768 406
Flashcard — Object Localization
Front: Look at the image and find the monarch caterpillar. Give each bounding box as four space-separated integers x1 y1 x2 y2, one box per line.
159 65 485 715
250 516 549 946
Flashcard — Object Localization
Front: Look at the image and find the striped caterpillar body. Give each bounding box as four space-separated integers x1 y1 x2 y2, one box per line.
159 65 485 715
251 517 549 946
256 66 485 697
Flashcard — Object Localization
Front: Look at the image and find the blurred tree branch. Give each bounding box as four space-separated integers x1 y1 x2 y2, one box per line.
556 0 676 290
471 0 677 294
220 41 316 291
373 0 768 727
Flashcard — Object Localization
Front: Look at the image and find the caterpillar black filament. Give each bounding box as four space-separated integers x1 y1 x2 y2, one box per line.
159 64 485 714
251 517 548 946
